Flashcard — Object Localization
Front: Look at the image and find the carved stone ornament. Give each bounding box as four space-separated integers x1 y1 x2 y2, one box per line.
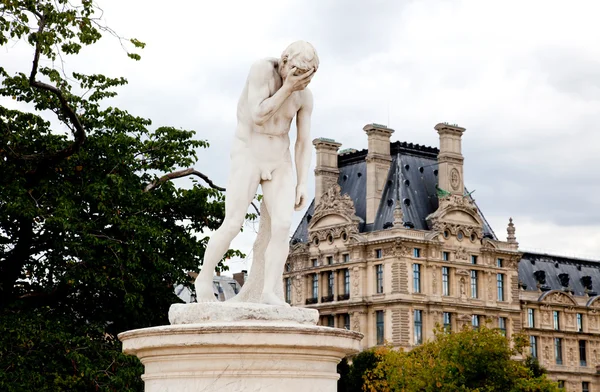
426 189 484 239
393 238 410 257
455 247 469 261
539 290 577 306
352 312 361 333
450 168 460 190
308 184 360 243
352 267 360 297
431 221 483 240
313 184 356 218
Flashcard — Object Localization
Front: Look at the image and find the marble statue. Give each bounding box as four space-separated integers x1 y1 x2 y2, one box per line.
194 41 319 306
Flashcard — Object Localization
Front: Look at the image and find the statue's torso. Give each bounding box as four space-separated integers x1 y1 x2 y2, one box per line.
233 58 305 171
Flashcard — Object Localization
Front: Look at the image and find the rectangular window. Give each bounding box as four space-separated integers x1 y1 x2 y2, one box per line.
327 315 335 328
343 254 350 263
553 311 560 330
472 315 480 329
375 249 382 259
471 255 478 264
376 264 384 294
311 258 318 267
413 248 421 258
442 251 449 261
414 310 423 345
557 381 564 389
555 338 563 365
413 264 421 293
343 313 350 330
376 310 384 345
497 258 503 268
344 269 350 295
443 312 452 332
498 317 507 336
229 282 239 295
582 381 590 392
580 340 587 367
497 273 505 301
528 309 535 328
577 313 583 332
312 273 318 299
327 256 333 265
285 278 292 303
442 267 450 296
471 270 478 298
328 271 334 296
530 335 538 358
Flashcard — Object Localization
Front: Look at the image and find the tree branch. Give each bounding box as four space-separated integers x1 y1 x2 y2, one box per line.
26 12 86 163
144 168 225 192
144 168 261 216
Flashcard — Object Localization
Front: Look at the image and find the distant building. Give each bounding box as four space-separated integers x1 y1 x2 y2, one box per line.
176 272 243 303
284 123 599 391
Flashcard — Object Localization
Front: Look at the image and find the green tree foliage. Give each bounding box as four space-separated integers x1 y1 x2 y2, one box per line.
0 1 242 390
344 326 559 392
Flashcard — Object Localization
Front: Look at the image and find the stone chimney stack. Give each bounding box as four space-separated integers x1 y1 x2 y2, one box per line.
434 123 466 196
313 138 342 205
364 123 394 224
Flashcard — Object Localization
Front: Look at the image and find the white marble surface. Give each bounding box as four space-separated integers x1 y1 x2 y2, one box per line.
119 322 362 392
169 301 319 325
194 41 319 305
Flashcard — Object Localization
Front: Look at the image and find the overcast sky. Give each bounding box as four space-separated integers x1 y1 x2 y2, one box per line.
3 0 600 273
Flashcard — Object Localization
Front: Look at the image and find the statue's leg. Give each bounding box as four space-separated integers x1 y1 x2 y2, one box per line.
260 161 295 306
194 159 260 302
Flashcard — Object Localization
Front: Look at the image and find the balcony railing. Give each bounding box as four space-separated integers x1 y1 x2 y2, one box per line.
337 293 350 301
321 295 334 303
305 297 318 305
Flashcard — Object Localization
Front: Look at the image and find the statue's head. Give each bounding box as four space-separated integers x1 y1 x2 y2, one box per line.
279 41 319 80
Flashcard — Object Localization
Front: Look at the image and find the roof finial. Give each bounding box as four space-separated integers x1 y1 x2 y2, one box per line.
393 198 404 228
507 217 517 243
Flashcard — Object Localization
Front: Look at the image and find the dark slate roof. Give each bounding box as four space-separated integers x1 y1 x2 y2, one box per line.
291 141 496 244
519 252 600 296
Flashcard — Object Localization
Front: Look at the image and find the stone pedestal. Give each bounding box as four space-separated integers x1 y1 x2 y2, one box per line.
118 302 363 392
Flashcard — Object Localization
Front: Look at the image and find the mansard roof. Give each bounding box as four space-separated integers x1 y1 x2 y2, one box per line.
519 252 600 297
291 140 496 244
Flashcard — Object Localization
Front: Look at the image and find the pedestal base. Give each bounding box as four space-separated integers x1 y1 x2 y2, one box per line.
119 304 363 392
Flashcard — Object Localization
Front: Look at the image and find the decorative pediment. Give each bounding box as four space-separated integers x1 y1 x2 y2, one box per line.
586 296 600 309
426 194 484 239
538 290 577 306
308 184 360 242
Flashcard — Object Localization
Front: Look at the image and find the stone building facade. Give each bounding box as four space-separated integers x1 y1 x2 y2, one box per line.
283 123 599 391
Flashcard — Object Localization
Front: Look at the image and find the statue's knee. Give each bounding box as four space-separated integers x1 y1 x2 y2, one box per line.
271 219 291 235
222 217 243 235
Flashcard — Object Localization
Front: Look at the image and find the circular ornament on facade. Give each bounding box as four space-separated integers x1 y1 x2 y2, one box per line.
457 231 464 240
450 168 460 190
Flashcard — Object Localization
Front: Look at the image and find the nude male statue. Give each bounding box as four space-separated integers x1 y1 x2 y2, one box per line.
194 41 319 305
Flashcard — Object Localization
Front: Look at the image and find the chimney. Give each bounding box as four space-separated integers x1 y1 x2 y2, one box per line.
313 138 342 205
434 123 466 196
364 123 394 224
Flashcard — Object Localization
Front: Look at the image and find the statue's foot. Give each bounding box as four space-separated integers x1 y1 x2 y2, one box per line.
194 284 219 303
261 291 290 307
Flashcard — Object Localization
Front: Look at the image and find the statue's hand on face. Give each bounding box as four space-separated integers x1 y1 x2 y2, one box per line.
283 66 315 92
